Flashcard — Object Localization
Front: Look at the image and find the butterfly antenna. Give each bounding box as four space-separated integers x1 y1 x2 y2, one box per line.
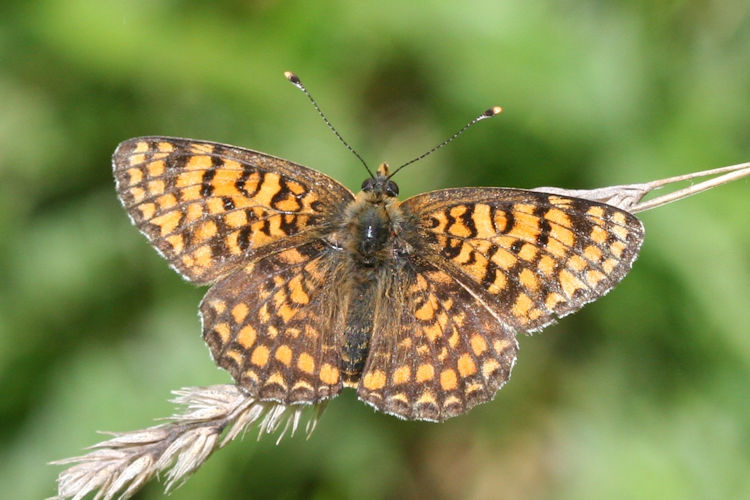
388 106 503 179
284 71 375 178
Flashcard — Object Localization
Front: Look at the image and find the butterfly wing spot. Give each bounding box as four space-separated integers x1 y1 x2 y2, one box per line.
585 269 607 289
567 254 587 272
511 292 534 318
559 268 587 299
236 325 257 348
590 225 609 244
583 244 602 262
250 345 270 366
518 268 540 291
319 363 340 385
157 193 178 210
457 354 477 377
137 202 156 220
585 205 605 218
544 208 571 228
194 220 218 243
416 363 435 382
362 370 387 391
517 243 539 262
274 345 293 366
602 258 618 274
611 211 627 225
440 369 458 391
469 334 488 356
264 371 289 392
610 240 627 258
392 366 411 384
210 322 231 344
231 303 249 323
297 353 315 374
545 292 566 311
480 359 501 379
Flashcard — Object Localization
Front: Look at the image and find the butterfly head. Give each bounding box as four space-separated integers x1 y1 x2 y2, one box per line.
361 162 399 198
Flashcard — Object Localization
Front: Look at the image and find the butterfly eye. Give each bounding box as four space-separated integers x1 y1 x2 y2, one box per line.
361 178 375 191
384 180 399 197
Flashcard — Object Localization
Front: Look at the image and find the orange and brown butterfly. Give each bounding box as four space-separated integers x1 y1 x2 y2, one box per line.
113 76 644 422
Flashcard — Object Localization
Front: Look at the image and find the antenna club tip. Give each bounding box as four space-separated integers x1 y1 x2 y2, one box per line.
284 71 301 84
485 106 503 116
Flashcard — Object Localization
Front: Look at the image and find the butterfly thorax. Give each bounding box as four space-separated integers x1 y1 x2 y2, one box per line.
343 194 397 264
330 164 407 265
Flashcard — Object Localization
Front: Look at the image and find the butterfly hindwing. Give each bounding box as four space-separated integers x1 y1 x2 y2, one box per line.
200 238 350 403
357 257 518 421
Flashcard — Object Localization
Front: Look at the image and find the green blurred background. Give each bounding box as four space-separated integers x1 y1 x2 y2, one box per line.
1 1 749 499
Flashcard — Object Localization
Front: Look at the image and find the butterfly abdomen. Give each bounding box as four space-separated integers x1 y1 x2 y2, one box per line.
340 280 376 386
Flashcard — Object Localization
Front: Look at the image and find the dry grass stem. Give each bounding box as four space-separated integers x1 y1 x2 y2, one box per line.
50 385 323 500
534 161 750 213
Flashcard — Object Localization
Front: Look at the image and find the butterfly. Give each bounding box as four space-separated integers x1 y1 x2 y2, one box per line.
113 129 643 422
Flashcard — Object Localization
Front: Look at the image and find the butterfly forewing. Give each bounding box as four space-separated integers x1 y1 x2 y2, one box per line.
401 188 645 331
113 137 353 284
